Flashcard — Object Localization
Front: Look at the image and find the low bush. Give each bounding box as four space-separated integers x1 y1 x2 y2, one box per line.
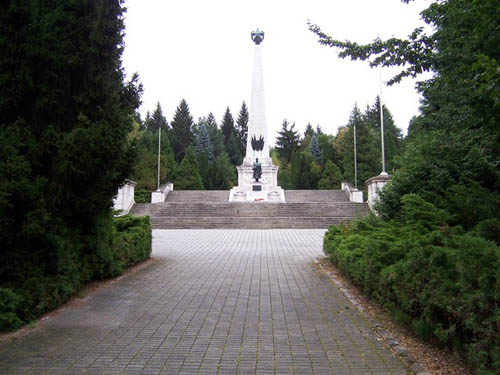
134 188 150 203
324 194 500 374
0 213 151 332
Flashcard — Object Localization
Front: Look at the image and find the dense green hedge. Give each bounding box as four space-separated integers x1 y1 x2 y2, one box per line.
0 214 151 332
134 188 151 203
324 194 500 374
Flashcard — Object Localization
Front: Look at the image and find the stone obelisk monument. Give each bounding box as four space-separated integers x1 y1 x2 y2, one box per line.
229 29 285 202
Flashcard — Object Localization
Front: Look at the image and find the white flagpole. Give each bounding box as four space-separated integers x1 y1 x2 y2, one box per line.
379 64 387 175
157 126 161 191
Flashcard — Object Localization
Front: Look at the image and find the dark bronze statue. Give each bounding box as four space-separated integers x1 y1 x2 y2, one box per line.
253 158 262 182
251 28 264 45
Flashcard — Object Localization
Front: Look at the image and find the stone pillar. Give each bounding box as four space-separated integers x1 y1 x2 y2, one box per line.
113 179 136 215
365 172 391 209
243 44 271 166
229 29 284 202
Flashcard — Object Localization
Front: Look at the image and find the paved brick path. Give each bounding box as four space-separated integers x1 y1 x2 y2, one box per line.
0 230 408 374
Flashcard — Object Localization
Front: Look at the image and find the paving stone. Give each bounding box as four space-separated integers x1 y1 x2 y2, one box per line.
0 229 409 374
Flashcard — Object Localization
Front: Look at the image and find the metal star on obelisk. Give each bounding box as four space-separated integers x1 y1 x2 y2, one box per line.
251 28 264 45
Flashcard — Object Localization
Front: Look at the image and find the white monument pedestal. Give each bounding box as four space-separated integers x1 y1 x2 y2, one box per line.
229 159 285 202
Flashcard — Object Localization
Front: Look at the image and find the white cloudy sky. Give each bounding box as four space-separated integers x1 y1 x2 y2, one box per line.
122 0 432 143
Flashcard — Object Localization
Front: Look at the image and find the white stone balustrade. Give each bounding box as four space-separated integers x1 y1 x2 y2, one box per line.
365 172 391 209
113 179 136 215
341 182 364 203
151 182 174 204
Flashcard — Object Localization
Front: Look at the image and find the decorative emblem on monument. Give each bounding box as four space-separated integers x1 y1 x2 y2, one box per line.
251 28 265 45
251 135 264 152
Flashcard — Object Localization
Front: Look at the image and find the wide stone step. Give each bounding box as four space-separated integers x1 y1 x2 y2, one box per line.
285 190 349 202
165 190 229 202
150 216 357 229
130 189 368 229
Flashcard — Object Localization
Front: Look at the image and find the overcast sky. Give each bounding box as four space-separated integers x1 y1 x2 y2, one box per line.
122 0 431 143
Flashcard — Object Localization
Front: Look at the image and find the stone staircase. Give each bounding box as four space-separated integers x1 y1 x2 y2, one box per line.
130 190 368 229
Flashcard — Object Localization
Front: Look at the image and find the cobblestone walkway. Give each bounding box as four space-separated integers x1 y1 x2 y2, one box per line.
0 230 408 374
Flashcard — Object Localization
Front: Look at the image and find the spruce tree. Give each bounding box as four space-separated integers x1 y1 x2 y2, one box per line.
170 99 194 163
341 104 378 187
304 123 315 138
309 135 321 164
174 145 204 190
364 96 401 172
204 113 225 158
220 107 235 143
318 160 343 189
235 101 249 155
275 120 300 163
207 152 237 190
144 102 169 133
194 124 214 162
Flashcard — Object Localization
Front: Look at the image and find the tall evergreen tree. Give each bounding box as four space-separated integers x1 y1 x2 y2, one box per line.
170 99 194 163
290 151 316 189
341 104 378 186
174 144 204 190
309 135 321 164
204 113 225 158
0 0 141 325
275 120 300 163
144 102 169 133
364 96 401 172
318 160 343 189
304 123 315 138
220 107 235 143
207 152 237 190
194 123 214 188
235 101 249 155
220 107 242 165
194 124 214 162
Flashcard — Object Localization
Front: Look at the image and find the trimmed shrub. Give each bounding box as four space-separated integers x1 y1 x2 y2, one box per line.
134 189 151 203
0 214 152 332
323 194 500 374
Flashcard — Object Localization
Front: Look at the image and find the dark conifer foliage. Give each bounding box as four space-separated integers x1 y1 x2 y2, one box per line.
235 101 249 154
170 99 194 163
144 102 169 132
220 107 235 143
309 135 321 164
275 119 300 163
0 0 142 327
341 104 378 185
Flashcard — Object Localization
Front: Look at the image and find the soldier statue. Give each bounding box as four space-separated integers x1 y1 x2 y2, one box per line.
253 158 262 182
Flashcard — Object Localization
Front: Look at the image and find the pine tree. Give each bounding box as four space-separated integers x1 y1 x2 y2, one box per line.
290 151 316 189
220 107 235 143
318 160 343 189
309 135 321 164
207 152 237 190
235 101 249 155
144 102 169 133
364 96 401 172
341 104 378 188
194 124 214 162
204 113 225 158
174 145 204 190
275 120 300 163
226 132 243 166
316 125 323 136
170 99 194 163
304 123 315 138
